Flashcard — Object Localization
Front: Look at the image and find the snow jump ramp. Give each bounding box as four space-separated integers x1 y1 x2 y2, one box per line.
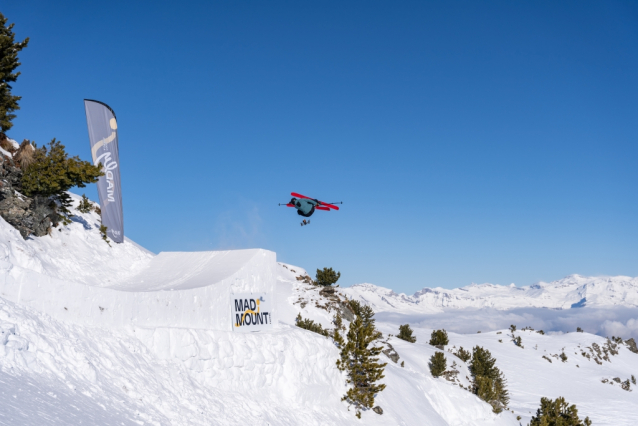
2 249 276 331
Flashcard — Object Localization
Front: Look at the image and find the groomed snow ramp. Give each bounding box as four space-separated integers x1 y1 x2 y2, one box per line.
2 249 276 331
109 249 273 292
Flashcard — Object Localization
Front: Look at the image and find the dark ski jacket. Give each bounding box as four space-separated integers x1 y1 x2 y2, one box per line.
291 198 318 217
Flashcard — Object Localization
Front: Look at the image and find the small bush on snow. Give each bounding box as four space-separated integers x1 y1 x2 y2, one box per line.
315 267 340 286
77 194 93 213
470 346 509 413
429 352 447 377
99 224 111 247
429 329 449 346
529 396 591 426
397 324 416 343
295 313 329 337
453 346 471 363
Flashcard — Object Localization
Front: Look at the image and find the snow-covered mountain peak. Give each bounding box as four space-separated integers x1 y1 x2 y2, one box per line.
343 274 638 313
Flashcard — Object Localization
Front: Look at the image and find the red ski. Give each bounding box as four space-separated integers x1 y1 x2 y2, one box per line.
291 192 340 210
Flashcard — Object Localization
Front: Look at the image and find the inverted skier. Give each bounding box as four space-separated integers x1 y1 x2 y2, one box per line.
279 192 342 226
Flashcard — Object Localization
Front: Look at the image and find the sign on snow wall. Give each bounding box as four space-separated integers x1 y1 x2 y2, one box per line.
232 293 273 332
84 99 124 243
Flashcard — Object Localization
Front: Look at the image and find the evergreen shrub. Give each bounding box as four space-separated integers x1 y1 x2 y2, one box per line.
315 267 341 286
77 194 93 213
454 346 471 362
429 352 447 377
429 329 449 346
337 302 386 417
21 139 103 212
529 397 591 426
0 12 29 133
99 224 111 246
470 346 509 413
296 313 329 337
397 324 416 343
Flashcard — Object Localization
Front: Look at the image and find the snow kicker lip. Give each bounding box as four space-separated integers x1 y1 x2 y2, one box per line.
106 249 266 292
2 249 277 331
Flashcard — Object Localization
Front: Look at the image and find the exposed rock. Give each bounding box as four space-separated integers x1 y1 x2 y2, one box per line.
336 300 355 322
0 151 58 238
383 347 400 363
319 286 335 296
626 338 638 354
372 406 383 415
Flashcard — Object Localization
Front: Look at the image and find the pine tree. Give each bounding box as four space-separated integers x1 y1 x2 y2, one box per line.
529 397 591 426
77 194 93 213
337 303 387 417
0 12 29 133
348 299 364 317
513 335 523 347
429 352 447 377
100 224 111 247
429 329 449 346
333 313 345 348
454 346 471 363
470 346 509 413
21 139 103 212
315 267 341 286
397 324 416 343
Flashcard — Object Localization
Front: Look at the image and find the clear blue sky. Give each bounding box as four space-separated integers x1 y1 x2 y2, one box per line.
4 1 637 293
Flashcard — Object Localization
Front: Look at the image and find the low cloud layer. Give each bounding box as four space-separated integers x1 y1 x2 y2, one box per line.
376 307 638 340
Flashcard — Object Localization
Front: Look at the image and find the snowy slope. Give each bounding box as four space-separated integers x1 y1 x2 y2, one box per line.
0 193 279 330
0 193 520 425
0 192 636 425
373 325 638 426
343 274 638 313
273 268 638 425
0 193 154 287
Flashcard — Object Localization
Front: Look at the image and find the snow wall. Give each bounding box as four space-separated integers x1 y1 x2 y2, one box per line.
0 249 276 331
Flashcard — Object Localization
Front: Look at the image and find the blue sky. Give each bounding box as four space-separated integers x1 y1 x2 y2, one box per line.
4 1 637 293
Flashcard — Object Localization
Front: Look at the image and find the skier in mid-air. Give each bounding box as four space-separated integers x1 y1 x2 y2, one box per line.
280 192 342 226
290 197 319 218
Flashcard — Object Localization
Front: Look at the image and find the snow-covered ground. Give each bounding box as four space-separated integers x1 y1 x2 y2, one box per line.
0 193 637 425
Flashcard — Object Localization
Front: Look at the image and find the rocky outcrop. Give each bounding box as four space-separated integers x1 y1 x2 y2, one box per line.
382 344 400 363
0 145 58 239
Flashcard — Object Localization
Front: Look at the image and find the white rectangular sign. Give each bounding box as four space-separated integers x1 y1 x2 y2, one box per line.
231 293 273 332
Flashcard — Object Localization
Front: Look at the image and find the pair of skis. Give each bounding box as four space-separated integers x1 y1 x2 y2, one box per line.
290 192 341 210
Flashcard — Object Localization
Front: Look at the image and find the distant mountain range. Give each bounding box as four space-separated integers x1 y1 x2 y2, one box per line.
342 274 638 313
